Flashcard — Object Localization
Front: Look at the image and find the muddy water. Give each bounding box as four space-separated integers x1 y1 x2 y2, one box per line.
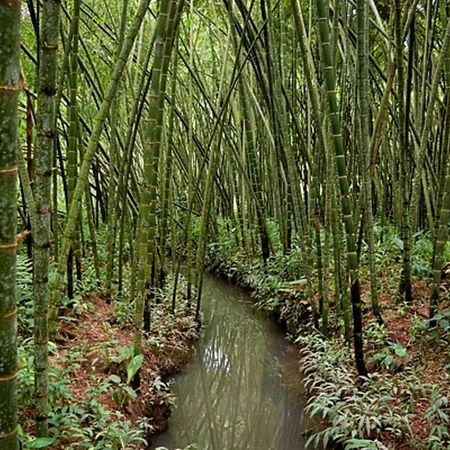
152 274 310 450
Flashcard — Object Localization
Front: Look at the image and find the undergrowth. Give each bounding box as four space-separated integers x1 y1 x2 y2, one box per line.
16 249 198 449
297 331 411 449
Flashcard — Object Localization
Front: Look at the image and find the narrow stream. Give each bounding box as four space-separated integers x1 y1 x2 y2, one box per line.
152 274 310 450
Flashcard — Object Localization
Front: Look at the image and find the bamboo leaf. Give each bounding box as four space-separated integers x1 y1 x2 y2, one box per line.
27 438 56 448
127 354 144 384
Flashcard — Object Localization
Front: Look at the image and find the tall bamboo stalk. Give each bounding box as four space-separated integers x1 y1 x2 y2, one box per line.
33 0 61 437
394 0 413 304
314 0 367 376
66 0 81 300
105 0 129 301
134 0 183 358
357 0 381 323
0 2 21 448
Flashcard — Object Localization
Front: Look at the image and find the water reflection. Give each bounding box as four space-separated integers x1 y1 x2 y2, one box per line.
152 275 308 450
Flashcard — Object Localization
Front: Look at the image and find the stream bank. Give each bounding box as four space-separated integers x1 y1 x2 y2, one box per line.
18 275 200 449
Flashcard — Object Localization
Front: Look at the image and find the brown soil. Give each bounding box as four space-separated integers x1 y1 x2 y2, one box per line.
360 274 450 449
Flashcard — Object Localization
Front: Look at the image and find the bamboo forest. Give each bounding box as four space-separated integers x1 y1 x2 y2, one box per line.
1 0 450 449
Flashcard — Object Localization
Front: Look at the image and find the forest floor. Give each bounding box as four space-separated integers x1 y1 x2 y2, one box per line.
207 234 450 450
19 280 200 449
361 276 450 449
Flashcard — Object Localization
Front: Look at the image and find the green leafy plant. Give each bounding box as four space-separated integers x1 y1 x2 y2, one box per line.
368 342 408 372
298 332 411 449
127 354 144 384
425 391 450 450
22 437 56 449
344 438 388 450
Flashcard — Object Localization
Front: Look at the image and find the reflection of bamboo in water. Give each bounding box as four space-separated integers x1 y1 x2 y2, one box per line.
251 415 283 450
229 349 243 446
166 282 304 449
269 421 284 450
223 307 280 448
239 352 284 449
202 307 243 448
199 360 221 449
171 303 238 445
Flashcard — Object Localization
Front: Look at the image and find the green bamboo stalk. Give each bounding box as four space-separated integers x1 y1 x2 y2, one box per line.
115 21 157 298
84 183 101 282
33 0 61 438
293 0 337 333
314 0 367 376
0 2 21 448
66 0 81 300
160 36 180 289
105 0 129 301
357 0 381 323
185 0 196 303
134 0 183 357
143 0 183 326
54 3 75 118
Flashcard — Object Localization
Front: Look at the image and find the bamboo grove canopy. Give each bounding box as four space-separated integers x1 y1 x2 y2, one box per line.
0 0 450 448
